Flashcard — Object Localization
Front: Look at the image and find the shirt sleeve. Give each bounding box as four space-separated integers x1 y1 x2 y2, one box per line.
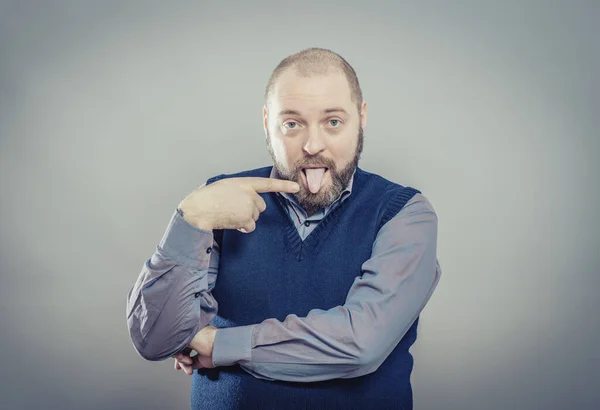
212 193 442 382
126 208 220 361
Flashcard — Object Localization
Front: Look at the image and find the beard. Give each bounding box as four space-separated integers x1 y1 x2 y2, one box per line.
266 127 364 216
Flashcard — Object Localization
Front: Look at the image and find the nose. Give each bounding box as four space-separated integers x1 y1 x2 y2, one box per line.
303 127 326 156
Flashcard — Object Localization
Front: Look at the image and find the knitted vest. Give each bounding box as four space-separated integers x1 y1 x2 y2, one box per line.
191 166 420 410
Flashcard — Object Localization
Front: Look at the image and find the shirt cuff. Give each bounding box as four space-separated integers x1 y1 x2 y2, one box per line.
157 209 214 270
212 325 256 367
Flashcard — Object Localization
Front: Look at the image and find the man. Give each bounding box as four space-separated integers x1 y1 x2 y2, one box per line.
126 47 441 409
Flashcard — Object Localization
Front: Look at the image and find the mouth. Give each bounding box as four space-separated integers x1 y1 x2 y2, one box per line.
300 166 329 194
301 165 329 173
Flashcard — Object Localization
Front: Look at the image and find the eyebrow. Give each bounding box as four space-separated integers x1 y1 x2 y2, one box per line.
278 107 349 117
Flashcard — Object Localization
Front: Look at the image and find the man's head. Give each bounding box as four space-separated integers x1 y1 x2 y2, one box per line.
263 48 367 215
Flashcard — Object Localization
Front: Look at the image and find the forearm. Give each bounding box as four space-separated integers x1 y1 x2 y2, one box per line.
213 306 393 382
126 209 218 361
211 194 441 382
216 260 439 382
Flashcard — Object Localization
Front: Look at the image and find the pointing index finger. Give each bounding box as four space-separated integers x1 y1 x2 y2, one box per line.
244 177 300 194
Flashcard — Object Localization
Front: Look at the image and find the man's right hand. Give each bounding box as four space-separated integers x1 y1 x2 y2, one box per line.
178 177 300 233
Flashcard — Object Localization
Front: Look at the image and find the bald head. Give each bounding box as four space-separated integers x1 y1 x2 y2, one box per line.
264 48 363 113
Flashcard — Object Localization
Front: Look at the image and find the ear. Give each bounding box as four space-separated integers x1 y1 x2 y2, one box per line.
360 101 368 129
263 105 269 136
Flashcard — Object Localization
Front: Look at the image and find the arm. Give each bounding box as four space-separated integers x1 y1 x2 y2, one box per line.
126 208 220 361
128 176 300 362
211 194 441 382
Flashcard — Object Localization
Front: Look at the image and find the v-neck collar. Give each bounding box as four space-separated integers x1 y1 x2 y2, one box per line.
273 190 351 261
268 166 361 261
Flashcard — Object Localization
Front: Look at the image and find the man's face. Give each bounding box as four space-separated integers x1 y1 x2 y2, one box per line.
264 68 367 215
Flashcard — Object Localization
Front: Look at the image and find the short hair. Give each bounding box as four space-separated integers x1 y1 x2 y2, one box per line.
264 47 363 112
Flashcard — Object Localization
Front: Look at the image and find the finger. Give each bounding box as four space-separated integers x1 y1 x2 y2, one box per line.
190 354 206 370
181 363 193 376
174 353 193 365
237 219 256 234
178 355 193 365
243 177 300 194
174 359 181 370
252 193 267 213
175 347 193 357
252 206 260 222
244 219 256 232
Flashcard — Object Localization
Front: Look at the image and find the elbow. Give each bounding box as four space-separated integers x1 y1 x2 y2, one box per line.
129 332 189 362
133 345 162 362
347 339 387 377
354 351 383 376
130 337 167 362
125 295 202 362
127 318 195 362
127 324 166 362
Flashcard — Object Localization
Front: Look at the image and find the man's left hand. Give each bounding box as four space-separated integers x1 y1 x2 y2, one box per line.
173 325 217 375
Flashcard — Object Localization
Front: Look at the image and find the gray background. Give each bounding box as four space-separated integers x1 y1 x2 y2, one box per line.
1 1 598 409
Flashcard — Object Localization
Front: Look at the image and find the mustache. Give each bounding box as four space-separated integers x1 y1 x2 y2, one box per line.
292 156 336 173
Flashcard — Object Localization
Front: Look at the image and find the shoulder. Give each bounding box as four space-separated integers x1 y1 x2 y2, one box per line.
356 167 422 204
357 168 439 227
355 167 417 193
401 193 438 219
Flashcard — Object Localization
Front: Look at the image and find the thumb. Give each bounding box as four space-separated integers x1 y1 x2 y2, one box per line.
174 348 194 365
175 354 193 365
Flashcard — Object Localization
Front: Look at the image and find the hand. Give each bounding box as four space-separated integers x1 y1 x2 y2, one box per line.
173 349 213 375
173 348 197 375
178 177 300 232
173 326 218 375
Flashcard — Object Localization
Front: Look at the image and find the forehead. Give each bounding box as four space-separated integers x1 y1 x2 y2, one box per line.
270 68 354 115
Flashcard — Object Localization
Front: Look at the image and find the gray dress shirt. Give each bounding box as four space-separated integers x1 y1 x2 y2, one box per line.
126 168 442 382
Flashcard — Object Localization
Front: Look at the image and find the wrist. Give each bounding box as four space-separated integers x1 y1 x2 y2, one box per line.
208 328 217 360
212 325 255 367
189 326 218 357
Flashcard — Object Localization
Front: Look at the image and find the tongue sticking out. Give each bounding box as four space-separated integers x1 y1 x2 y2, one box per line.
305 168 326 194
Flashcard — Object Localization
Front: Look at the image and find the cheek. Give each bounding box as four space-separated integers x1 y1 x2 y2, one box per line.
272 135 302 167
330 138 357 167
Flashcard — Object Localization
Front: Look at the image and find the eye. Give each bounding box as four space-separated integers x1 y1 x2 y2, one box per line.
284 121 299 129
328 119 341 127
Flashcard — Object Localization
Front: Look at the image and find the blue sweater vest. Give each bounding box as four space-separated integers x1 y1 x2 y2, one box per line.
191 166 420 410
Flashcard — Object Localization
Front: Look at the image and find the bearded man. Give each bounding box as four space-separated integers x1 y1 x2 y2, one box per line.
126 47 442 410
